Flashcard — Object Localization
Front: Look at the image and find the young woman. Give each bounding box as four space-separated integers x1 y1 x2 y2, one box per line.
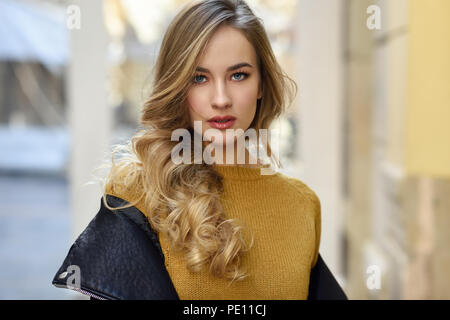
52 0 347 300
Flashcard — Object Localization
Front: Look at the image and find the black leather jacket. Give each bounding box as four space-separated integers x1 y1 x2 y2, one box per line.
52 194 347 300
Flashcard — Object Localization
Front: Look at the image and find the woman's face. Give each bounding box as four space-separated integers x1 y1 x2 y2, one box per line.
185 25 262 148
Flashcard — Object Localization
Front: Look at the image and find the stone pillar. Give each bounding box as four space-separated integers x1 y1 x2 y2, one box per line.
295 0 345 282
67 0 111 242
344 0 376 300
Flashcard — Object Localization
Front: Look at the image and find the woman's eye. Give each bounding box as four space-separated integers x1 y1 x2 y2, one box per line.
232 72 249 81
193 75 206 83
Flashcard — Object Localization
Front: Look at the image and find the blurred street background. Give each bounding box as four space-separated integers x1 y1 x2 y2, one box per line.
0 0 449 299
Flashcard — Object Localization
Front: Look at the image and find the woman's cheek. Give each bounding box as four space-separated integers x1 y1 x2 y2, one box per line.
187 94 203 119
236 87 258 110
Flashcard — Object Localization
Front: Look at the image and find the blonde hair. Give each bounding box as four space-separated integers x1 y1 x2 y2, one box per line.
99 0 297 283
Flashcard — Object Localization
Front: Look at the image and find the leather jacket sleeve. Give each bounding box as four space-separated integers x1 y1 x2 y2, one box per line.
307 254 348 300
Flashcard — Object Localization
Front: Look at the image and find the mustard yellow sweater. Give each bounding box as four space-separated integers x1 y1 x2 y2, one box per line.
106 164 321 300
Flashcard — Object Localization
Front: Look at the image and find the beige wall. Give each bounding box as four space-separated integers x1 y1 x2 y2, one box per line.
406 0 450 177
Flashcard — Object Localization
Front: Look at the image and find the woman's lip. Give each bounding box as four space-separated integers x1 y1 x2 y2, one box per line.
208 116 236 122
208 119 236 129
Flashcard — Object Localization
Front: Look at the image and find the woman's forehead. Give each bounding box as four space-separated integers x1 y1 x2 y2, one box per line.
197 26 258 68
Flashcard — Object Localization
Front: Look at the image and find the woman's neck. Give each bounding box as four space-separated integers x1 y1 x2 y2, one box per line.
201 139 262 167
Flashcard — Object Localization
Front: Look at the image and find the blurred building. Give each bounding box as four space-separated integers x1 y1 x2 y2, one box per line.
343 0 450 299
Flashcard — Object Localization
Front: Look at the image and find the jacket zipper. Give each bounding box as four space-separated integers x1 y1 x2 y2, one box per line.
67 286 108 300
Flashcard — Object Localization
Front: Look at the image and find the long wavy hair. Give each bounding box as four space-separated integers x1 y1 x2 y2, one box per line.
99 0 297 282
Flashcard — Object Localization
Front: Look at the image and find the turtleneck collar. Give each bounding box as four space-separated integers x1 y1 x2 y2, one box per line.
212 163 278 180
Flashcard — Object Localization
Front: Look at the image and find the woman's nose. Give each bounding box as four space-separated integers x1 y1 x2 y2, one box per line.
211 81 231 109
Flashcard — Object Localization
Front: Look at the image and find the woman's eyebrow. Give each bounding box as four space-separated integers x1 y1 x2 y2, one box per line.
195 62 253 73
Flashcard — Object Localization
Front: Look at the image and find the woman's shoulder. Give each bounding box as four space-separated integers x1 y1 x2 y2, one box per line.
273 171 321 206
274 172 322 268
104 165 147 216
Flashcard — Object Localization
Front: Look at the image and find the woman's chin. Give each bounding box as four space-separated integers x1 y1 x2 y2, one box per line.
205 136 237 148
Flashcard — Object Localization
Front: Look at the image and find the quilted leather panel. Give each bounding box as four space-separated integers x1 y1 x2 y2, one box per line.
52 195 179 300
